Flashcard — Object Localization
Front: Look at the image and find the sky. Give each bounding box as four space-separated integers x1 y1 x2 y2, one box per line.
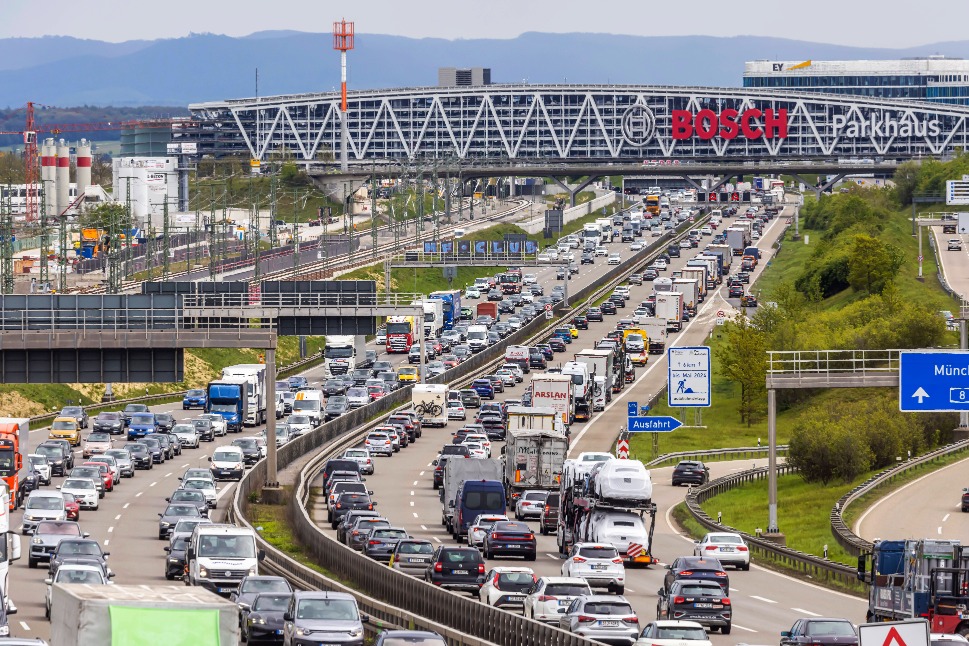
1 0 966 48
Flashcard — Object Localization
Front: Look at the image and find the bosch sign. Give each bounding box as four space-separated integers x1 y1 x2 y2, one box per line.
671 108 788 140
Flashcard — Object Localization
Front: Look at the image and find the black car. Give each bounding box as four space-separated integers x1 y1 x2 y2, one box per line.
586 307 604 322
663 556 729 592
319 459 361 490
158 503 202 540
35 443 72 476
667 245 681 258
581 252 594 265
232 438 262 466
242 592 293 644
439 444 471 459
330 492 376 528
92 412 124 435
600 301 617 315
536 344 554 360
548 338 567 353
140 436 165 464
642 269 658 281
425 546 486 595
154 432 177 459
672 460 710 486
478 414 506 440
728 282 744 298
736 272 750 284
657 579 732 634
154 413 176 432
482 521 536 560
498 300 516 314
230 574 294 618
324 396 350 421
351 369 372 386
191 418 215 442
164 534 189 580
335 510 382 544
322 379 348 397
608 294 626 308
432 457 449 490
573 316 589 330
47 538 111 579
528 350 548 370
780 618 859 646
362 526 409 562
487 289 502 301
123 442 153 470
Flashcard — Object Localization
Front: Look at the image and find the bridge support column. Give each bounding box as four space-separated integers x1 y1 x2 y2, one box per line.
549 175 602 207
764 387 786 545
263 346 286 503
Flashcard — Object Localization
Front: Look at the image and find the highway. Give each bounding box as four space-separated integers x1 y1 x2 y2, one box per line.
307 203 868 644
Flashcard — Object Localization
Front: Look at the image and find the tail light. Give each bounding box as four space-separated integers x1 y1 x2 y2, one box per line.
335 503 342 509
368 540 380 546
622 616 639 624
674 596 686 604
577 615 596 623
572 556 586 563
538 595 556 602
679 570 693 576
715 571 727 577
612 558 623 564
721 598 731 605
491 533 499 540
704 545 718 551
477 564 485 574
434 563 442 572
524 534 534 540
367 504 373 510
544 505 550 513
351 531 359 536
737 546 748 552
492 573 501 587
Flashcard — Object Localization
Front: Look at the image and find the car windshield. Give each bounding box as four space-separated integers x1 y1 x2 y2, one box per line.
242 578 291 593
209 404 237 413
545 583 590 596
58 541 101 556
578 546 619 559
654 626 709 640
87 434 110 443
295 598 358 621
397 542 433 554
497 572 537 591
253 594 292 612
56 569 103 584
52 421 76 430
63 479 94 490
183 480 214 491
131 415 153 425
27 496 62 510
28 456 46 467
165 505 200 517
582 601 634 615
98 413 120 421
373 529 407 539
36 446 61 458
676 583 724 596
807 621 856 637
36 522 80 535
707 534 743 544
173 425 195 434
187 389 205 397
213 451 240 462
197 534 257 558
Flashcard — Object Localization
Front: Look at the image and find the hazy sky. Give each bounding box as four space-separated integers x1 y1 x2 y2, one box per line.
1 0 964 48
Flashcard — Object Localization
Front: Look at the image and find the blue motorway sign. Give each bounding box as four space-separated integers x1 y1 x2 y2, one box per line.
628 402 638 417
627 416 683 433
899 351 969 412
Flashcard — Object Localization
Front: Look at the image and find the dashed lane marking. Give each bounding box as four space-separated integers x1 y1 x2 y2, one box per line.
123 503 130 509
791 608 822 617
19 622 29 631
135 492 143 497
115 515 121 520
749 595 776 604
732 624 758 633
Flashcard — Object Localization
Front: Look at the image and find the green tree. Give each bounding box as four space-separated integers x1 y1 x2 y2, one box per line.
891 160 921 206
280 163 309 187
80 202 127 231
718 316 768 426
788 414 872 484
846 234 902 295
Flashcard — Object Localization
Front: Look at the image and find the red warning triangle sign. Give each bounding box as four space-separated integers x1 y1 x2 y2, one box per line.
882 627 908 646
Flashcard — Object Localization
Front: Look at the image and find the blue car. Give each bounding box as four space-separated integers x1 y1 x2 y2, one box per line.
127 412 157 440
471 378 495 400
182 388 207 410
288 376 309 391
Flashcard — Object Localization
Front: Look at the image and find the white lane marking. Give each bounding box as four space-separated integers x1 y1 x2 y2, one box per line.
135 492 143 497
410 491 415 496
433 537 442 543
729 587 740 592
546 553 559 560
410 501 415 506
149 481 157 487
732 624 758 633
427 463 433 468
123 503 130 509
165 472 173 478
791 607 822 617
413 512 419 518
419 471 425 477
944 513 951 522
421 525 428 530
108 526 114 533
115 515 121 520
939 526 943 535
19 621 29 631
750 595 776 604
181 463 189 468
412 481 418 486
104 539 110 546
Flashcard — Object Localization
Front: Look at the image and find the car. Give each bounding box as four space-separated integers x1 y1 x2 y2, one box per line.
231 438 262 465
22 491 67 534
44 563 110 619
92 412 124 435
365 432 394 457
780 618 859 646
587 307 604 322
139 436 165 464
59 406 89 430
182 388 208 409
324 396 350 421
190 418 214 442
25 454 52 486
672 461 710 486
123 442 153 470
464 287 481 299
949 239 964 251
657 579 731 634
340 448 374 476
158 502 202 540
28 520 90 568
482 520 536 560
471 378 495 400
346 517 392 552
229 574 293 619
607 253 621 265
741 293 758 307
384 538 434 577
281 591 365 646
170 424 200 449
100 448 133 479
559 594 639 645
635 620 713 646
600 301 617 315
514 490 548 521
736 271 751 284
165 489 208 517
425 546 486 595
82 461 115 492
478 566 538 609
630 241 645 251
46 538 111 581
445 400 467 421
663 556 729 592
362 526 409 563
524 576 593 623
330 492 376 529
48 417 81 446
199 413 228 437
180 477 218 509
548 337 567 353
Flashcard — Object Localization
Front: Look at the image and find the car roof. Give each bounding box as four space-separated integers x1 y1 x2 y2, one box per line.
292 590 356 601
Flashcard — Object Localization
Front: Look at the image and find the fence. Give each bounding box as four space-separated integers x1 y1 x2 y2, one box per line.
644 445 789 468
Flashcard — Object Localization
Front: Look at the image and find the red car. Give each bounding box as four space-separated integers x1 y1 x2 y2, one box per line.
368 385 388 402
441 355 460 369
61 493 80 521
83 461 115 492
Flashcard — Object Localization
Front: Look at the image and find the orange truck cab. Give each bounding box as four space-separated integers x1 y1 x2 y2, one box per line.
0 419 27 510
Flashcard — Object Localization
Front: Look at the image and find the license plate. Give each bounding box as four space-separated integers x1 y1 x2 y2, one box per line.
591 564 607 570
720 547 734 551
218 587 232 593
275 630 283 635
600 621 620 627
407 558 425 563
506 544 520 548
453 570 468 575
694 603 713 608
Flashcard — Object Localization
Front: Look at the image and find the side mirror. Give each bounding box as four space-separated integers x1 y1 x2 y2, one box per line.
45 579 52 585
165 498 171 502
239 603 250 611
103 552 110 557
283 612 293 622
448 501 455 508
432 460 438 466
164 547 171 553
158 513 163 518
108 572 116 578
361 613 370 623
207 457 212 462
83 532 90 538
658 588 665 596
258 549 266 562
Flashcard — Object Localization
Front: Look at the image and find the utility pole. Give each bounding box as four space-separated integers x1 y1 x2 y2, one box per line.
292 187 300 279
0 212 12 295
370 162 378 259
39 185 49 291
163 197 172 279
333 20 355 172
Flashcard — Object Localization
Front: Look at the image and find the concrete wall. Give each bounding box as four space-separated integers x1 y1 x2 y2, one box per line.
517 191 617 235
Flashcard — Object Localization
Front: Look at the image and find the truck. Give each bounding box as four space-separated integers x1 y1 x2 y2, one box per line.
679 267 707 302
724 227 748 255
428 289 462 331
498 270 523 295
645 194 661 216
414 299 444 339
706 244 734 275
503 429 569 506
504 345 531 374
562 361 593 422
530 373 575 427
205 378 247 432
386 315 417 353
221 364 267 426
654 291 684 332
594 338 627 394
858 539 969 633
322 335 367 378
507 406 562 433
673 278 699 317
582 223 602 245
0 419 26 510
621 329 649 366
573 349 615 411
595 218 613 241
0 482 20 620
695 255 723 284
476 301 498 322
441 458 503 535
686 257 717 290
412 384 448 427
50 583 240 646
639 317 669 354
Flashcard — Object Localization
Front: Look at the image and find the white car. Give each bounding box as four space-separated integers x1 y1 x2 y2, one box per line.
180 478 217 508
342 448 374 475
608 254 621 265
171 424 200 449
524 577 593 623
594 247 609 257
446 400 466 421
693 532 750 570
376 329 387 345
522 274 537 285
365 432 393 456
479 566 536 608
515 490 548 520
537 253 554 263
22 490 67 533
561 252 575 262
634 620 713 646
653 258 668 271
752 230 761 241
59 478 98 510
500 363 525 382
467 514 509 548
588 511 651 565
561 542 626 594
464 287 481 299
679 239 692 249
26 454 52 485
700 226 712 236
46 563 110 619
199 414 228 436
520 292 535 303
630 241 644 251
287 415 314 436
614 286 631 300
464 442 488 459
346 387 369 409
463 433 492 457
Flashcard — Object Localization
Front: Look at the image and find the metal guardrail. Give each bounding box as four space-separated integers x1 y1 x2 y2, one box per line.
644 445 790 468
180 292 427 309
829 439 969 556
767 349 901 376
684 465 861 590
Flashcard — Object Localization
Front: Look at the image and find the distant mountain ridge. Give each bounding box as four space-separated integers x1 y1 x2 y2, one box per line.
1 31 967 108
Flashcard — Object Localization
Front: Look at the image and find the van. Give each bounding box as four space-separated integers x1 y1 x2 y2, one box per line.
186 524 264 596
453 479 506 540
292 390 323 425
208 446 245 481
504 346 531 373
454 228 466 238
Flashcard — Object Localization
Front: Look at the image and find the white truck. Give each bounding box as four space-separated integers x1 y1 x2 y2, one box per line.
673 278 700 317
595 218 613 241
573 349 614 412
639 317 669 355
680 267 708 302
415 299 444 339
561 361 593 423
0 482 19 621
412 384 448 427
186 524 263 596
503 429 569 504
507 406 562 433
654 291 684 332
582 223 602 245
221 364 267 426
322 335 367 378
49 584 239 646
530 373 575 427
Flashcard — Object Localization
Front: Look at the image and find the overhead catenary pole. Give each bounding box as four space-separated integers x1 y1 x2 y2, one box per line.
333 19 355 173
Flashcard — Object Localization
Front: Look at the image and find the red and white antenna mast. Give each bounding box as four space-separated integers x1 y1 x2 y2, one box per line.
333 19 354 172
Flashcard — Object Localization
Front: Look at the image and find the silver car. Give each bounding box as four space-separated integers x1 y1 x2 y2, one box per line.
389 539 434 576
22 491 67 534
559 594 639 645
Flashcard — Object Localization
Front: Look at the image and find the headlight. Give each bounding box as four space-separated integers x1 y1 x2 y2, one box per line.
168 558 179 563
296 628 311 636
160 522 170 527
349 627 363 638
198 567 208 578
32 537 42 545
235 463 244 470
23 514 36 522
253 616 266 625
248 566 257 576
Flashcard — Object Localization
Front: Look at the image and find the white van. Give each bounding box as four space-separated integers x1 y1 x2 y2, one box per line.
187 524 263 596
209 446 245 481
454 228 467 238
292 390 323 425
